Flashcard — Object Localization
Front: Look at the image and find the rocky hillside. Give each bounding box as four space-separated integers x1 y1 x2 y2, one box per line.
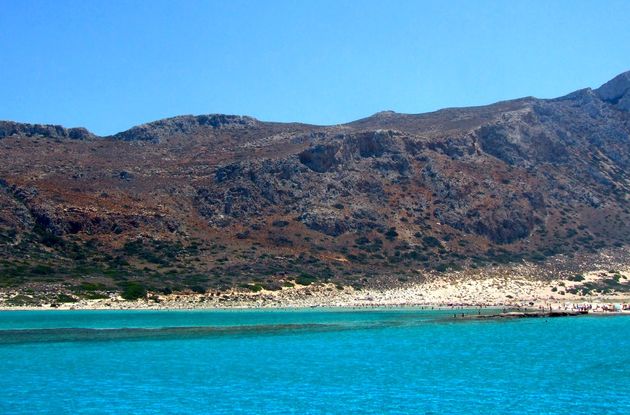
1 71 630 295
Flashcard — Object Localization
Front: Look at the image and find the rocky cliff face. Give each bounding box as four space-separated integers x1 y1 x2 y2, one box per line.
1 71 629 292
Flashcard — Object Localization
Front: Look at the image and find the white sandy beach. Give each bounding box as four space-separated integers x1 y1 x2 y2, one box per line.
2 268 628 312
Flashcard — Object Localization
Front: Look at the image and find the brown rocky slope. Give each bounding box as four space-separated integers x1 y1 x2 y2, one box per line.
1 71 630 299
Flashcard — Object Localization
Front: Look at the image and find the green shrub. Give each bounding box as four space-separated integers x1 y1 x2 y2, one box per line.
120 282 147 300
30 264 54 275
422 236 442 248
434 263 448 272
355 236 370 245
296 273 317 285
56 294 78 303
190 285 207 294
529 252 546 262
385 228 398 241
34 225 65 248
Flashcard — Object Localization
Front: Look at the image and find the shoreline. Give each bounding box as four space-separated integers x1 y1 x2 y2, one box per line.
1 305 629 316
1 305 629 319
2 268 629 312
2 290 628 314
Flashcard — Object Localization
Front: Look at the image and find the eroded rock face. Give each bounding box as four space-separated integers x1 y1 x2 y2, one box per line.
476 109 570 166
0 182 34 231
298 130 403 172
299 143 340 173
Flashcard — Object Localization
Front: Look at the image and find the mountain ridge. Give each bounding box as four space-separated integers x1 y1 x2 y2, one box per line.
3 70 628 142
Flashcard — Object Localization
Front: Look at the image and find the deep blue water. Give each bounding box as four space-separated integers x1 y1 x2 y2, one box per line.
0 309 628 414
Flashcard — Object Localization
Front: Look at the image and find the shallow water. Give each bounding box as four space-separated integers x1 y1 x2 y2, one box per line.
0 309 628 414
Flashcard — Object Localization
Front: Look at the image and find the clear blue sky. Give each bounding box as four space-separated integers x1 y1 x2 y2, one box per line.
1 0 629 135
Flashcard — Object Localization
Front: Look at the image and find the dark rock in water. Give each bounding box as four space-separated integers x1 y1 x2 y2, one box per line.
471 310 589 320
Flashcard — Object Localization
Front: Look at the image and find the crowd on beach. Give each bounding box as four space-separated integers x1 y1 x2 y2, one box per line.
533 302 630 313
565 302 629 312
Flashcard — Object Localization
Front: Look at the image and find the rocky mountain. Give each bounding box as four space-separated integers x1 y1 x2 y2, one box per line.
1 71 630 295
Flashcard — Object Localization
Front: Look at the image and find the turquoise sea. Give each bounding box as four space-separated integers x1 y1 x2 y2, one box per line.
0 309 628 414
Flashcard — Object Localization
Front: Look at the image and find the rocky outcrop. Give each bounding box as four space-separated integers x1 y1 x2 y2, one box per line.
112 114 259 142
0 121 95 140
298 143 340 173
298 130 404 172
299 210 349 236
596 70 630 110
